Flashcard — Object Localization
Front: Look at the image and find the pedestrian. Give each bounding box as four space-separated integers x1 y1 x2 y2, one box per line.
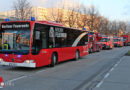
3 40 10 50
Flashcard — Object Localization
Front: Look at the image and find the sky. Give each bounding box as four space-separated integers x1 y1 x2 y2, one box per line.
0 0 130 21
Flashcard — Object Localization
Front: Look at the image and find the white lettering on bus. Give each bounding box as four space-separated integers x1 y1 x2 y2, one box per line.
2 24 29 29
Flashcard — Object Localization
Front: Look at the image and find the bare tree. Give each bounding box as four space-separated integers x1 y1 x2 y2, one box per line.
109 21 120 36
126 23 130 34
102 19 109 35
45 8 65 24
119 21 127 34
76 5 89 30
87 6 99 32
96 16 107 34
13 0 32 20
65 7 80 28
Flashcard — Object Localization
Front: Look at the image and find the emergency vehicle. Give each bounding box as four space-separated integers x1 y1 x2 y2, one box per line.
113 37 124 47
100 36 114 49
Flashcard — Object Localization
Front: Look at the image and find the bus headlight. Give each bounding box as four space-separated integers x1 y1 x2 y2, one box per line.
0 58 3 62
0 82 5 87
24 60 34 64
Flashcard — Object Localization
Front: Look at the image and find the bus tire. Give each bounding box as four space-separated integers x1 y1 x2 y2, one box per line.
75 50 80 61
108 45 110 49
50 53 57 67
97 47 100 52
89 48 91 53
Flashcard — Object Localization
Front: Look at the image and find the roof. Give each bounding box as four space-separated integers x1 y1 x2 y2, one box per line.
0 20 88 32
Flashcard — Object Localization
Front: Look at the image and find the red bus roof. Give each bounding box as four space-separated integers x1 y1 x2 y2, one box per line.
1 20 87 32
1 21 63 26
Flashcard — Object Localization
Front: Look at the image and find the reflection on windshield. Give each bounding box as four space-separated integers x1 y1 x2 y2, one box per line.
0 30 30 55
101 38 109 42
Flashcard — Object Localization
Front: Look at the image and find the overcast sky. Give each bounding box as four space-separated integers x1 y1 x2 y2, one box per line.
0 0 130 21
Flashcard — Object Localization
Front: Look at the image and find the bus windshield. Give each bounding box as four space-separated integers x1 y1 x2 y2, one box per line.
123 37 127 41
101 38 109 42
114 39 120 42
0 29 30 55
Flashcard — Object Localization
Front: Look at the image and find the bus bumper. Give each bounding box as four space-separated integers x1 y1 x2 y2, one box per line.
0 61 36 68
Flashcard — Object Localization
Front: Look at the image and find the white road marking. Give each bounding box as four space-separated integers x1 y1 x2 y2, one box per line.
110 68 114 72
104 73 110 78
6 69 47 83
95 57 124 88
114 63 118 67
7 76 27 83
96 81 103 88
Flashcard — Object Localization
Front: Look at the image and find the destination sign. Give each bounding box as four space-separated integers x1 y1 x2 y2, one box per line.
1 22 30 30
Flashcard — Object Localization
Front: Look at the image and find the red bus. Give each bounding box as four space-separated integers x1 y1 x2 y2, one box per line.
100 36 114 49
0 20 89 68
113 37 124 47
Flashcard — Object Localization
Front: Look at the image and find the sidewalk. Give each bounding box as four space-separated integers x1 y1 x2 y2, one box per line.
94 56 130 90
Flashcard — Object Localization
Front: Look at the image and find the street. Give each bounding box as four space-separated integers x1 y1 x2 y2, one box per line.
0 46 130 90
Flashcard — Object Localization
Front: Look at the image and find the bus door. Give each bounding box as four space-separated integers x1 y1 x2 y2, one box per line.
31 25 50 66
93 35 96 52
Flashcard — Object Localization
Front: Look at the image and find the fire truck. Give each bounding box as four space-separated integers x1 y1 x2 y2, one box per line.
100 36 114 49
88 32 102 53
121 35 130 46
113 37 124 47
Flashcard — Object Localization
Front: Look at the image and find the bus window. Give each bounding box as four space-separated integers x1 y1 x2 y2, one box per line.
41 32 47 48
78 34 88 46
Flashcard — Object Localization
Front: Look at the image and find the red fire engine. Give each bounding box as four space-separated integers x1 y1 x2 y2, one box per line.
88 32 102 53
100 36 114 49
121 34 130 46
113 37 124 47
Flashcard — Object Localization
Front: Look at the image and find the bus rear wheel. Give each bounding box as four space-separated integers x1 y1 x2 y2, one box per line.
97 46 100 52
50 53 57 67
75 50 80 60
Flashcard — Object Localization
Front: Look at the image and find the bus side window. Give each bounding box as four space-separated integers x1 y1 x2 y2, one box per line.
49 37 55 48
34 31 42 54
41 32 47 48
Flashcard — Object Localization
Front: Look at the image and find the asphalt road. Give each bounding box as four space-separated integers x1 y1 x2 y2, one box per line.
0 46 130 90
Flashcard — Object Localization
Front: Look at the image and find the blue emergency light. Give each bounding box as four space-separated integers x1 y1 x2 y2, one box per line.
17 55 22 58
31 17 35 21
5 18 9 22
5 54 8 57
83 28 86 31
